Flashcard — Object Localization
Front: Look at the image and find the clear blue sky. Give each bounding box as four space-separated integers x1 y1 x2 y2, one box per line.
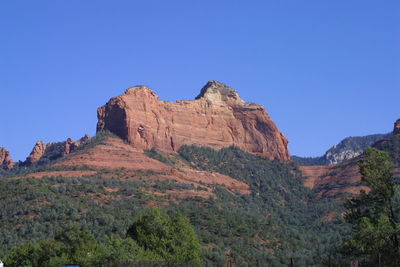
1 0 399 161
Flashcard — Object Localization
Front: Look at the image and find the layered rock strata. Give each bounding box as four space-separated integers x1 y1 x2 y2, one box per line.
97 81 290 161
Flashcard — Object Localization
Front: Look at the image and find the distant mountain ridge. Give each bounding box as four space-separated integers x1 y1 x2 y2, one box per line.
299 119 400 200
292 133 391 165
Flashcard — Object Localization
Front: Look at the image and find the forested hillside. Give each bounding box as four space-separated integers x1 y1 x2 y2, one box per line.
0 141 348 266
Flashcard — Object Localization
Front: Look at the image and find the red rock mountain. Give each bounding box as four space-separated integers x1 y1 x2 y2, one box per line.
97 81 290 161
0 147 14 169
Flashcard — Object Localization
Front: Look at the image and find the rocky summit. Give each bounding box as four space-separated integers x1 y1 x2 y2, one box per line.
0 147 14 169
97 81 290 161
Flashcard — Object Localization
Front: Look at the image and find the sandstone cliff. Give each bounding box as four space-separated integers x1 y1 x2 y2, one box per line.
0 147 14 169
97 81 290 161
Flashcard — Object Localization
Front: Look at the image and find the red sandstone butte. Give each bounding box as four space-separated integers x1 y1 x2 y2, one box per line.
0 147 14 169
97 81 290 161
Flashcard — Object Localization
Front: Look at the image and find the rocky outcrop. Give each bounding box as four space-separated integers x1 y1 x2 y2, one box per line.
97 81 290 161
292 133 390 165
0 147 14 169
394 119 400 136
26 141 47 164
63 135 90 156
324 148 363 165
25 135 90 164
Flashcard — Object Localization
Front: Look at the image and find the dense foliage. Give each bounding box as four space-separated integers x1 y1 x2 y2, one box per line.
341 148 400 266
3 216 195 267
375 134 400 167
178 145 348 265
0 144 349 266
127 208 202 264
290 155 326 166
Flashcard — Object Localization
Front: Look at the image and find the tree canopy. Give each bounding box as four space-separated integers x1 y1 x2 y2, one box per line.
3 210 200 267
127 208 202 265
342 148 400 266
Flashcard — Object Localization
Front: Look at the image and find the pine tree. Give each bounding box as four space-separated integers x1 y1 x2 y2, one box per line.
342 148 399 266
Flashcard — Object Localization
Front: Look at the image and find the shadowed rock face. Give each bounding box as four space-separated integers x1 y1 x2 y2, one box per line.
97 81 290 161
394 119 400 136
0 148 14 169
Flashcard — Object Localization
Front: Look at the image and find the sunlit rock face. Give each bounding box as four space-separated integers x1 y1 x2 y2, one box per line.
0 147 14 169
97 81 290 161
25 135 90 165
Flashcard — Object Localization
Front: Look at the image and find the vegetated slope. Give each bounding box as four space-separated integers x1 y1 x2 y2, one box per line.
1 132 249 195
373 132 400 179
374 134 400 165
300 160 367 199
0 139 347 266
175 146 348 265
292 133 390 165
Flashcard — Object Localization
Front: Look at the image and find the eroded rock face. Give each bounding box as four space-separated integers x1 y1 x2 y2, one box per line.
97 81 290 161
394 119 400 136
0 147 14 169
25 135 90 164
26 141 47 164
325 149 363 165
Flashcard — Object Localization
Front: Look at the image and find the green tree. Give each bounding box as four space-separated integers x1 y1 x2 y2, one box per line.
53 225 110 266
4 239 67 267
342 147 399 265
4 229 165 267
105 235 163 262
127 208 202 265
